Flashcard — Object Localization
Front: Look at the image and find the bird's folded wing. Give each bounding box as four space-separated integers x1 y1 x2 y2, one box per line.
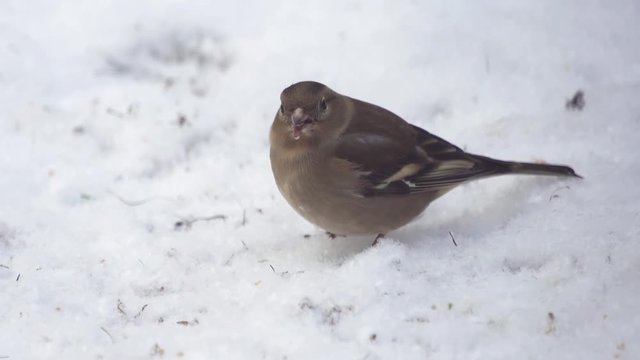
335 103 498 196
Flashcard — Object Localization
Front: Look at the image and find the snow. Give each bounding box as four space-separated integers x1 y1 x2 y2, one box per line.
1 0 639 359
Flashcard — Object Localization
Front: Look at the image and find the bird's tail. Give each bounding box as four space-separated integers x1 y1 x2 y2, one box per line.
472 154 583 179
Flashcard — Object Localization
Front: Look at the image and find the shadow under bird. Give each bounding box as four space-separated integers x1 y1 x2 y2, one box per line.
270 81 581 241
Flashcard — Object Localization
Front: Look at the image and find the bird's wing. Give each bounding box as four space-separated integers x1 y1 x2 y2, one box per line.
335 99 501 197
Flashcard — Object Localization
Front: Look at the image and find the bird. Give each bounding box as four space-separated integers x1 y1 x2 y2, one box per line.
269 81 581 241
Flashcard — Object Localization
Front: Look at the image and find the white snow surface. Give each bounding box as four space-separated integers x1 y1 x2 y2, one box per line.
1 1 640 359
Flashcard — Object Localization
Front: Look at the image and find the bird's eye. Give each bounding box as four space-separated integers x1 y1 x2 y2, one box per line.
279 104 284 114
319 98 328 112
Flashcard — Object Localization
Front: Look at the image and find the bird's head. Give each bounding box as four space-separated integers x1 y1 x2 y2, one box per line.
274 81 350 144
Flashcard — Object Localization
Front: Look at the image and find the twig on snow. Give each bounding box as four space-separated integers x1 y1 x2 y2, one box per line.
134 304 148 319
100 326 115 343
448 231 458 247
117 299 127 317
174 214 227 231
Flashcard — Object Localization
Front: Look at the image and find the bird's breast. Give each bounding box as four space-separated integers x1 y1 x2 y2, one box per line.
270 148 431 235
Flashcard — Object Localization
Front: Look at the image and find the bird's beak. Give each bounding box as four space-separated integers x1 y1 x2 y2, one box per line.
290 108 313 140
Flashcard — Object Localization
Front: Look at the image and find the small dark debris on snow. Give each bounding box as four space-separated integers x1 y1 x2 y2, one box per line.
324 305 352 326
268 264 303 277
223 253 236 266
299 298 316 311
545 311 557 334
72 125 85 135
134 304 148 319
174 214 226 231
326 232 347 240
448 231 457 247
369 333 377 341
117 299 127 317
448 303 453 310
15 273 20 282
405 316 429 323
176 319 199 326
303 234 311 239
177 114 189 127
299 298 354 326
100 326 115 343
565 90 585 111
224 241 250 266
151 343 165 357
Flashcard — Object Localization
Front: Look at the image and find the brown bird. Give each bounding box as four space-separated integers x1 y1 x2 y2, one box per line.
270 81 580 240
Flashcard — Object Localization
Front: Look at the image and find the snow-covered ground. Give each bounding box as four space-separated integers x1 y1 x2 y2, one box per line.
1 0 639 359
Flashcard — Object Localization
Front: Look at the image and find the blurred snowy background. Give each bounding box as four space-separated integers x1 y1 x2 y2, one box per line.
1 0 639 359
